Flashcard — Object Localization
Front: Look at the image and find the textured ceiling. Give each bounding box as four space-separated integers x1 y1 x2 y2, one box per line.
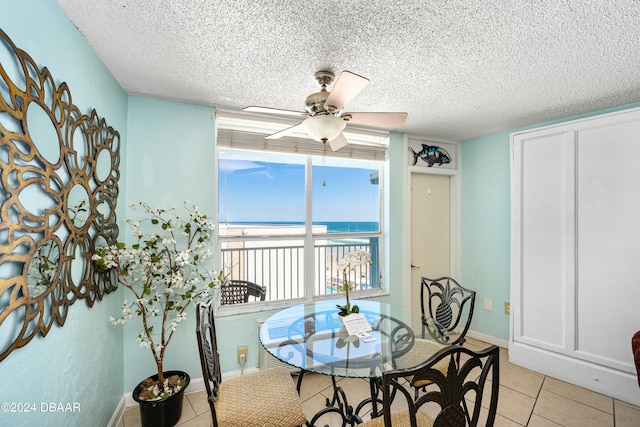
56 0 640 141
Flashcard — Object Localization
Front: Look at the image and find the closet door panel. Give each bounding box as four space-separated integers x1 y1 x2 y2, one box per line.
576 120 640 372
517 132 572 350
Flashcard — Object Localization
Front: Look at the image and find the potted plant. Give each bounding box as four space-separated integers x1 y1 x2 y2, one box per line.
336 249 372 316
93 201 220 427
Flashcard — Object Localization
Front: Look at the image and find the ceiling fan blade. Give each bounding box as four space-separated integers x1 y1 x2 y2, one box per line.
265 122 305 139
328 132 349 151
342 112 408 129
324 71 370 111
244 106 307 117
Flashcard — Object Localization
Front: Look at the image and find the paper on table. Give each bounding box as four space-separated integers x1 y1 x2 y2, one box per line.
342 313 372 336
357 332 376 342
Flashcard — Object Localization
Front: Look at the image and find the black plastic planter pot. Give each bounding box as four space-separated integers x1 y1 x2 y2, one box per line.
132 370 190 427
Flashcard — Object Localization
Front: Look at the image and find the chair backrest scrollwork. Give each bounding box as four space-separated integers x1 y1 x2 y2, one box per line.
421 276 476 345
380 344 500 427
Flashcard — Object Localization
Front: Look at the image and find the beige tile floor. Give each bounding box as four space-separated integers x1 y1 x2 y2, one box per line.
118 337 640 427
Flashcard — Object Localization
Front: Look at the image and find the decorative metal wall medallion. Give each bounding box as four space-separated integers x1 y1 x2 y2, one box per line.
0 29 120 361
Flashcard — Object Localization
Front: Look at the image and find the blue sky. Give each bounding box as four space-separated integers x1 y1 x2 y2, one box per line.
218 152 380 223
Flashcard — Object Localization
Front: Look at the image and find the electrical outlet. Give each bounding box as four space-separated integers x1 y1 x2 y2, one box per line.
237 345 248 363
504 302 510 315
483 298 493 311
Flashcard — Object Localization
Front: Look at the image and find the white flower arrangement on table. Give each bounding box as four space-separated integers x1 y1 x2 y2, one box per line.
92 201 223 400
336 249 372 316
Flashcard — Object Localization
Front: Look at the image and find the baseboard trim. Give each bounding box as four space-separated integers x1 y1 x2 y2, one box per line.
106 396 126 427
466 330 509 349
509 340 640 407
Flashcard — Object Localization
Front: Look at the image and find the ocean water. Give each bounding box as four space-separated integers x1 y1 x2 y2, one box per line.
227 221 379 233
318 221 379 233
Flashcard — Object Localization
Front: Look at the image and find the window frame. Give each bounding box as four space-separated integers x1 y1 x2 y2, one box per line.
214 113 388 315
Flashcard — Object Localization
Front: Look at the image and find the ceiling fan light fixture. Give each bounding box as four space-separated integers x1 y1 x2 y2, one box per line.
302 114 346 142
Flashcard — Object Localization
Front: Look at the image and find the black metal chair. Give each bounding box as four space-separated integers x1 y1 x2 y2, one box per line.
421 276 476 345
361 344 500 427
219 279 266 305
195 300 307 427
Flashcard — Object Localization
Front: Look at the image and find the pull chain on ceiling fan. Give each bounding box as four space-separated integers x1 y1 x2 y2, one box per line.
244 70 408 152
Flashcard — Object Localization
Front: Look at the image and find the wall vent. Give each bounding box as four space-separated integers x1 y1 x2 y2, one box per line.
257 321 300 373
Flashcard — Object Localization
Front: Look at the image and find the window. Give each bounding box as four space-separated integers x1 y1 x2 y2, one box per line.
216 114 386 306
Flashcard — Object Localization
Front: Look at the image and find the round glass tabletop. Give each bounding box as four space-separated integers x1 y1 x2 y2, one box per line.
259 299 450 378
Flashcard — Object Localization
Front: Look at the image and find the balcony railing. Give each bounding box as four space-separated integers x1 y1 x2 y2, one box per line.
220 236 380 302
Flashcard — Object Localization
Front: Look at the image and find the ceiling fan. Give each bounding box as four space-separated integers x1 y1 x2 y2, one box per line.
243 70 408 151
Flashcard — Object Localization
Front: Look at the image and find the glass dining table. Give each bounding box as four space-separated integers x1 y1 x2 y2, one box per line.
259 299 451 426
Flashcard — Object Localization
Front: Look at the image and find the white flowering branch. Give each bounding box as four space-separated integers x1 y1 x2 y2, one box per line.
93 201 222 398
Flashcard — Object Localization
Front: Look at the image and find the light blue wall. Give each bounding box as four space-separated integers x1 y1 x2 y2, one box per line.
0 1 128 426
460 101 640 341
123 97 216 391
460 132 511 340
382 131 407 306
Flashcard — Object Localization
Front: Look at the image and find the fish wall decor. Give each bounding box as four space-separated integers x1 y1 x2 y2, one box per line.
409 144 452 167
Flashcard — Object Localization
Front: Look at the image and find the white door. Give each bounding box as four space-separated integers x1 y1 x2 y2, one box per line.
410 173 450 313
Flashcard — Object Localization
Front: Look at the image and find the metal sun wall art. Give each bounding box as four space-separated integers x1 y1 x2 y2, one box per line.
0 29 120 361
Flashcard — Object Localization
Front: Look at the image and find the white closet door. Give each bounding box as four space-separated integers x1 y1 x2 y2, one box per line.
510 107 640 407
575 119 640 371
